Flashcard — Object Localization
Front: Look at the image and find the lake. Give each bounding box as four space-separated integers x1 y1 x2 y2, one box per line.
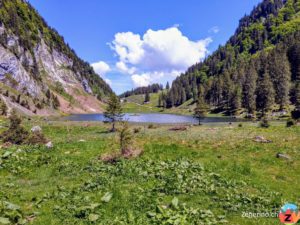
62 113 245 124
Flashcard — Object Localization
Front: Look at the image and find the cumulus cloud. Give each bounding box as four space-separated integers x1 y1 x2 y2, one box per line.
131 74 151 87
111 27 211 71
116 61 136 74
111 32 144 64
110 27 211 87
91 61 111 75
131 70 181 88
91 61 112 86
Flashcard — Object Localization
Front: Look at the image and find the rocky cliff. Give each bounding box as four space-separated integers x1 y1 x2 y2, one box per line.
0 0 113 115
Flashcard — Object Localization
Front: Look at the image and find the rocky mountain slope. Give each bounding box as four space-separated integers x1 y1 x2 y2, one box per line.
0 0 113 115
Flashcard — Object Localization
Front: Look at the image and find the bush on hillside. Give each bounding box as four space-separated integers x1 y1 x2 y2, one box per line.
1 110 29 144
133 127 142 134
291 110 300 121
25 131 48 145
1 110 47 145
286 119 296 127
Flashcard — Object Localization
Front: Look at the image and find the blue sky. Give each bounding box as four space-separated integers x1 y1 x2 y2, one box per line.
28 0 262 94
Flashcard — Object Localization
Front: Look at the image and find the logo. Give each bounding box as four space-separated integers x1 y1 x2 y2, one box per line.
279 203 300 224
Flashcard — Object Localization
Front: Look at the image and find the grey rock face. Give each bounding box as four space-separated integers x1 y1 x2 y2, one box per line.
82 78 93 94
0 24 98 115
0 25 93 99
0 44 40 96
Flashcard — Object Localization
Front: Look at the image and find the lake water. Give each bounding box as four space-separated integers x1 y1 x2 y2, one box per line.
62 113 244 124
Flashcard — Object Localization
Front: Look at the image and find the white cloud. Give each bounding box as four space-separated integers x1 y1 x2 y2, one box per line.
91 61 112 86
111 27 211 71
91 61 111 75
111 32 144 64
110 27 212 88
116 61 136 74
209 26 220 34
131 74 151 87
131 70 181 88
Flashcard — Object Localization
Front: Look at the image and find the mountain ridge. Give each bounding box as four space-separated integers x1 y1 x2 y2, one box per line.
0 0 113 115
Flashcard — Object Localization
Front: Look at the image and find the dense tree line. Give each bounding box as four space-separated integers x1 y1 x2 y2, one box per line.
165 0 300 117
0 0 113 99
120 83 163 98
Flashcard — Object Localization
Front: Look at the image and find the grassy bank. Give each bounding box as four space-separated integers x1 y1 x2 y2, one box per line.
0 120 299 224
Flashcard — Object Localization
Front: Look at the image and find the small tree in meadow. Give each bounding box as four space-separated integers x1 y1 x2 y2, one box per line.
104 94 123 132
119 121 133 155
193 88 208 125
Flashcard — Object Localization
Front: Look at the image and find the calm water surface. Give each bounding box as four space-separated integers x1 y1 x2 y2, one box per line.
62 113 245 124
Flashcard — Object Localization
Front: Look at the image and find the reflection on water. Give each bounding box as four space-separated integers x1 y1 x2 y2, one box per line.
62 113 245 124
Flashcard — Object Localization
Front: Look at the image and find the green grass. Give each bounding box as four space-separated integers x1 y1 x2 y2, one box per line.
122 93 161 113
122 92 195 115
0 120 299 224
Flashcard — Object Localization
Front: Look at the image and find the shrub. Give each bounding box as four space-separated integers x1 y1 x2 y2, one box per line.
260 117 270 128
133 127 141 134
1 110 47 145
286 119 296 127
0 101 8 116
1 110 29 144
25 131 48 145
148 124 156 129
238 123 243 127
119 121 133 155
291 110 300 121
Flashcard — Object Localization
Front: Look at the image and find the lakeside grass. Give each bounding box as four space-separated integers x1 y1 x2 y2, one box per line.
0 119 299 224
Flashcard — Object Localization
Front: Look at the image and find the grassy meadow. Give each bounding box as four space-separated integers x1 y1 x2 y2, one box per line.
0 118 299 224
122 92 195 115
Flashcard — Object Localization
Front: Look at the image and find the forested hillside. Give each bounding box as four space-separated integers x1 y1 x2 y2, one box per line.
165 0 300 117
120 83 163 98
0 0 113 115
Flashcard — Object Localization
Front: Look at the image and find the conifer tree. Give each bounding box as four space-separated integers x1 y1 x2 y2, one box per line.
119 121 133 155
231 85 242 114
256 70 275 116
158 93 162 107
269 51 291 110
193 86 208 125
104 94 123 132
144 92 150 103
243 63 257 115
222 71 234 108
181 88 186 104
166 91 174 108
166 82 170 90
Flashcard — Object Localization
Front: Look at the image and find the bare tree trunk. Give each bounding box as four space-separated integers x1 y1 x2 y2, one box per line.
111 122 116 132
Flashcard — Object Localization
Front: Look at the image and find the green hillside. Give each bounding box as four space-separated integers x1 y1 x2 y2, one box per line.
164 0 300 118
122 91 196 115
122 92 164 113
